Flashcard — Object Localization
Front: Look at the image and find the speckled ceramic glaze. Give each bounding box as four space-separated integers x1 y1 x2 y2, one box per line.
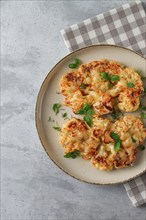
36 45 146 184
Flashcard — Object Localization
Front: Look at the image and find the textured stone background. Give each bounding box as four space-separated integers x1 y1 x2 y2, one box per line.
1 0 146 219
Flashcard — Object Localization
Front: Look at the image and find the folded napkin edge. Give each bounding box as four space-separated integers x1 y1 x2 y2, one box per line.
60 0 143 33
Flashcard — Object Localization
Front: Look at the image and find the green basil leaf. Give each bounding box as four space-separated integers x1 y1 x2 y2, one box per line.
62 112 67 118
48 116 54 122
69 63 77 69
76 103 93 115
52 103 62 115
74 58 81 65
82 102 91 111
64 150 80 159
100 72 110 80
110 132 120 141
111 111 121 119
53 126 61 131
114 140 121 152
132 137 137 143
76 109 85 114
141 112 146 119
139 145 145 151
110 75 120 82
64 152 73 158
74 150 80 156
111 113 118 119
139 102 142 109
84 115 92 127
48 116 51 122
136 69 142 75
68 58 81 69
127 82 135 88
86 109 94 115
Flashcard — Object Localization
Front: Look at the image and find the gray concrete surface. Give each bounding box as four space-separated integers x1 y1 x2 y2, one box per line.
1 0 146 219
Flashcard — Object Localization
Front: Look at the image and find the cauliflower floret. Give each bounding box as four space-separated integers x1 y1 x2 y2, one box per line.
60 116 146 171
60 59 144 114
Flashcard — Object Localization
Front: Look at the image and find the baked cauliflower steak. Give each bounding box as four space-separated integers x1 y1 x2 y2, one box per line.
59 59 145 171
60 116 146 171
59 59 144 115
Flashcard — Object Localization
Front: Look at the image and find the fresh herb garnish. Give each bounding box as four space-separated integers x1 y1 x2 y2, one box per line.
76 103 94 127
141 112 146 119
142 106 146 111
110 75 120 82
111 110 122 120
53 126 61 131
136 69 142 75
110 132 120 141
110 132 121 152
62 112 67 118
100 72 111 80
69 63 76 69
80 83 86 89
127 82 135 88
114 140 121 152
68 58 81 69
62 112 68 120
52 103 62 115
100 72 120 82
64 150 80 159
77 103 91 114
83 115 92 127
144 88 146 93
139 145 145 151
82 103 91 112
136 69 146 80
132 137 137 143
48 116 54 122
77 109 85 114
111 112 118 119
74 58 81 65
86 109 94 115
139 102 142 109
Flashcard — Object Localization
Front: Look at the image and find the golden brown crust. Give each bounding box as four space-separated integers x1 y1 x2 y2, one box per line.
59 59 143 114
60 116 146 171
59 59 145 171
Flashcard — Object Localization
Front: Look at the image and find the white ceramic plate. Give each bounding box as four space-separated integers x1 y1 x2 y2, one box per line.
36 45 146 184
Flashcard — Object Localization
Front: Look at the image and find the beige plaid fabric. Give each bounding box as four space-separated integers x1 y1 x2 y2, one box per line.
61 1 146 207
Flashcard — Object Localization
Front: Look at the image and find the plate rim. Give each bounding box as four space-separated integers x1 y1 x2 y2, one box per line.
35 44 146 185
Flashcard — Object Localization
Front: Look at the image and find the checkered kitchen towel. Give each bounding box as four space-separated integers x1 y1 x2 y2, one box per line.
61 1 146 207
